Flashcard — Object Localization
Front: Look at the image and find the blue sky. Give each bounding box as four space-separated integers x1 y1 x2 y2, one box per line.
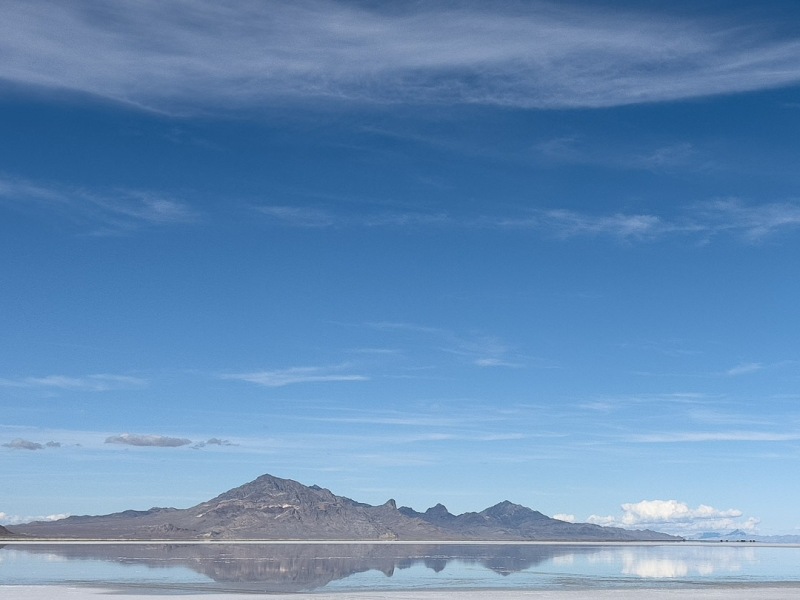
2 0 800 536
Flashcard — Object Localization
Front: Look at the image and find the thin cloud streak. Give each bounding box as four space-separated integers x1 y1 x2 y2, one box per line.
0 373 147 392
299 413 513 428
2 1 800 112
0 176 197 233
365 321 530 369
726 362 764 377
700 199 800 241
535 138 704 172
221 365 368 387
630 431 800 443
258 199 800 242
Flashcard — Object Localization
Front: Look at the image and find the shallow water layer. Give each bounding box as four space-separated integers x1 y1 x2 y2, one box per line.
1 543 799 594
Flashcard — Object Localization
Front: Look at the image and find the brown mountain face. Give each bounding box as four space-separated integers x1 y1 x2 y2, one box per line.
6 473 680 541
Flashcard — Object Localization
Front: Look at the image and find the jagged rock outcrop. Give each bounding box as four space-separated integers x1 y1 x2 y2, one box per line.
9 473 680 541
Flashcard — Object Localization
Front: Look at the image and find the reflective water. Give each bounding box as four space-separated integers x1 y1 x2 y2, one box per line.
1 543 799 594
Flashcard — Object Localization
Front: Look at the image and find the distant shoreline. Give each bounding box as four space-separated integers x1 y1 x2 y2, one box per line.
5 585 800 600
2 538 798 547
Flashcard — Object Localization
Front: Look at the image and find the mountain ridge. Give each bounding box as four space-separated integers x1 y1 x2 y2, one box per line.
5 473 680 542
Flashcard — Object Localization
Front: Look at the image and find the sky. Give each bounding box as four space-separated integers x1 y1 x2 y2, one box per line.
1 0 800 537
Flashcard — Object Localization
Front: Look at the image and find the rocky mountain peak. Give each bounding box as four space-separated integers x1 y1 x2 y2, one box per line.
481 501 548 524
425 503 452 518
209 473 334 505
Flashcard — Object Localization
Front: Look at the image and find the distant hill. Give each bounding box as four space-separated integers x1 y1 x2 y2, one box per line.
5 473 680 541
0 525 16 537
694 529 800 544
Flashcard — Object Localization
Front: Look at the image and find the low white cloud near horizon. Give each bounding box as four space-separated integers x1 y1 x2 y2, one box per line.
0 511 68 526
588 499 760 535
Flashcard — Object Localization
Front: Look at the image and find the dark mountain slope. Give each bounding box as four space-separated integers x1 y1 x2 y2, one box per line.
0 525 16 537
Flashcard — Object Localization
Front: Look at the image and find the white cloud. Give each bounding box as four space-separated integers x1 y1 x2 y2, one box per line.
105 433 192 447
1 1 799 113
0 512 69 526
726 362 764 376
222 365 368 387
620 500 742 525
586 514 616 527
588 499 759 535
554 513 576 523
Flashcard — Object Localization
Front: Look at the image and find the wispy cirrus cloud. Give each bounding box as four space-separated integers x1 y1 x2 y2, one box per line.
105 433 192 447
258 199 800 243
255 206 338 228
256 205 449 229
1 1 799 112
699 198 800 242
0 373 147 392
368 321 533 369
489 201 800 242
526 210 669 241
630 431 800 443
724 360 796 377
221 365 368 388
0 176 197 233
535 138 703 172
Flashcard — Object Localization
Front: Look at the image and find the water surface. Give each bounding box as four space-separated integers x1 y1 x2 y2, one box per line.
1 542 799 594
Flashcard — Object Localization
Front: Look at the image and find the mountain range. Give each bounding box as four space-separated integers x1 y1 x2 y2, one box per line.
5 473 680 541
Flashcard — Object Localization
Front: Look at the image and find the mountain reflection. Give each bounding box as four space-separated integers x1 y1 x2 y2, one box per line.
9 543 600 592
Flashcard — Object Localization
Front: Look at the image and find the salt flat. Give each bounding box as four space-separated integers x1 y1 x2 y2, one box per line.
4 587 800 600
